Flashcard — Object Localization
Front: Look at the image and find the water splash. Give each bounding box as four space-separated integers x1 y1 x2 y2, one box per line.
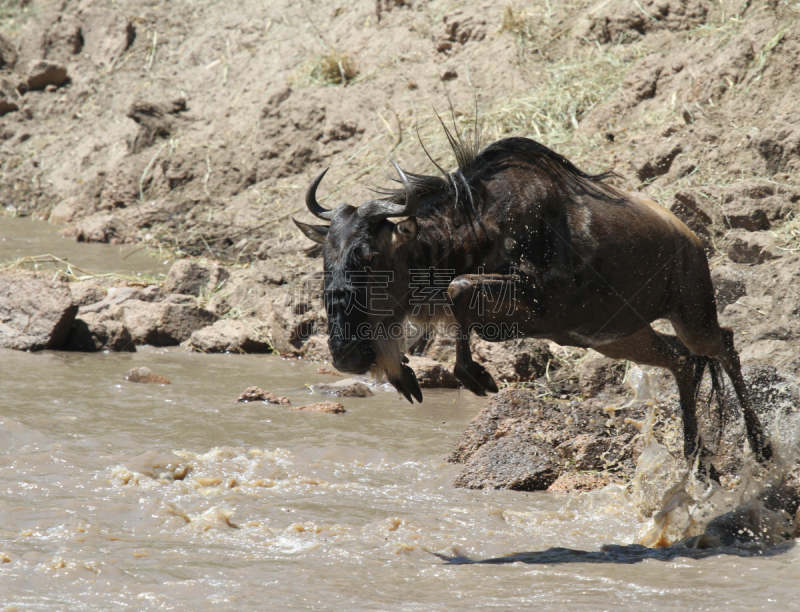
628 364 800 550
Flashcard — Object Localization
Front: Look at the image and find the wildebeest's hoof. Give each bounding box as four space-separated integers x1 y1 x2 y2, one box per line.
389 362 424 403
454 361 498 396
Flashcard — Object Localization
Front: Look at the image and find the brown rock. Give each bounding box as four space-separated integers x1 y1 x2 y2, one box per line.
163 259 229 297
721 200 771 231
720 180 800 222
547 472 610 493
580 0 708 43
293 402 346 414
723 229 779 265
0 98 17 117
0 271 77 351
48 196 79 224
70 213 128 244
574 352 626 397
311 378 374 397
127 98 187 154
407 356 459 388
79 9 135 66
188 319 272 353
0 33 17 69
234 386 290 404
555 433 610 471
300 335 332 362
124 451 190 480
453 434 560 491
634 141 683 183
249 259 285 285
23 59 69 92
266 291 322 355
711 262 747 311
0 79 19 117
449 389 652 491
669 190 713 243
316 366 342 376
68 280 108 307
472 338 553 383
125 367 170 384
79 285 161 315
68 309 135 352
122 296 216 346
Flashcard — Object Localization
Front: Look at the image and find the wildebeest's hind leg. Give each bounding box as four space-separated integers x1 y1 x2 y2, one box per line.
669 319 773 463
594 325 705 461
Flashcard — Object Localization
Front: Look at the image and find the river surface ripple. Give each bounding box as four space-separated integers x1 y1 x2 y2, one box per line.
2 217 799 611
1 349 798 611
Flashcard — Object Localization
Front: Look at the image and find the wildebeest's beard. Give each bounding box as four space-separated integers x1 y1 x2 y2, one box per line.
294 163 424 403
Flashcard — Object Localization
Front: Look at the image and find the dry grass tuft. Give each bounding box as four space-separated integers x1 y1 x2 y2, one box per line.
296 52 358 86
772 213 800 253
484 46 636 152
499 3 545 62
499 4 535 40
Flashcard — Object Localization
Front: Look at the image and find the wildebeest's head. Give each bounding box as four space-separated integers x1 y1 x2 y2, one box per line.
293 164 423 403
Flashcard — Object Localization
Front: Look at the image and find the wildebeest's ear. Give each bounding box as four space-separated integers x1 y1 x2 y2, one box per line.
293 218 328 244
392 217 417 246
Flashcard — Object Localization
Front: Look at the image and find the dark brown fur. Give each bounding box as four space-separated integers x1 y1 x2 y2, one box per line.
296 136 772 465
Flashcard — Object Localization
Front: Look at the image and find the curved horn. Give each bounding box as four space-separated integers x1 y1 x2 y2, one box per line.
357 161 420 220
306 168 334 221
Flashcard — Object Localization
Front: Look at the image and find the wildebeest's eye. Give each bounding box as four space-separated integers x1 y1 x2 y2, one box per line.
357 244 377 262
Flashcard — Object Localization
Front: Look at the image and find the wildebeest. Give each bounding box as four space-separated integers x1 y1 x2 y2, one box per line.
293 135 771 464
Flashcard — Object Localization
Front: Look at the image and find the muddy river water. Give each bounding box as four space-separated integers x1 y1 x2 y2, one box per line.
2 217 800 611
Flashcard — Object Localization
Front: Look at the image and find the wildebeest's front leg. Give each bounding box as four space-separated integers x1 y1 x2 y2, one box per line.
447 274 532 396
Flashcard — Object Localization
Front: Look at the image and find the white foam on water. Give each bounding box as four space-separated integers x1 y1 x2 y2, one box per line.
626 366 800 550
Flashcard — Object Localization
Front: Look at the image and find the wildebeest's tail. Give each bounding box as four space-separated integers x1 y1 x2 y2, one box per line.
694 355 727 445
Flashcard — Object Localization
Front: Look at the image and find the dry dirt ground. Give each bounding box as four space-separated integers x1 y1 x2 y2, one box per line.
3 0 800 491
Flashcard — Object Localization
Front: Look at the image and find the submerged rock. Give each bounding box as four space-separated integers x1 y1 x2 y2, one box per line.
234 386 290 405
293 402 346 414
124 451 190 481
0 271 77 351
311 379 373 397
125 366 170 384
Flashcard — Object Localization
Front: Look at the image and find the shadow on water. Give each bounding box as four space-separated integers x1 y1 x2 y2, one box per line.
433 540 796 565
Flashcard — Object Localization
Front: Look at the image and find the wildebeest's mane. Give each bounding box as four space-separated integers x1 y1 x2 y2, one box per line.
375 135 623 217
